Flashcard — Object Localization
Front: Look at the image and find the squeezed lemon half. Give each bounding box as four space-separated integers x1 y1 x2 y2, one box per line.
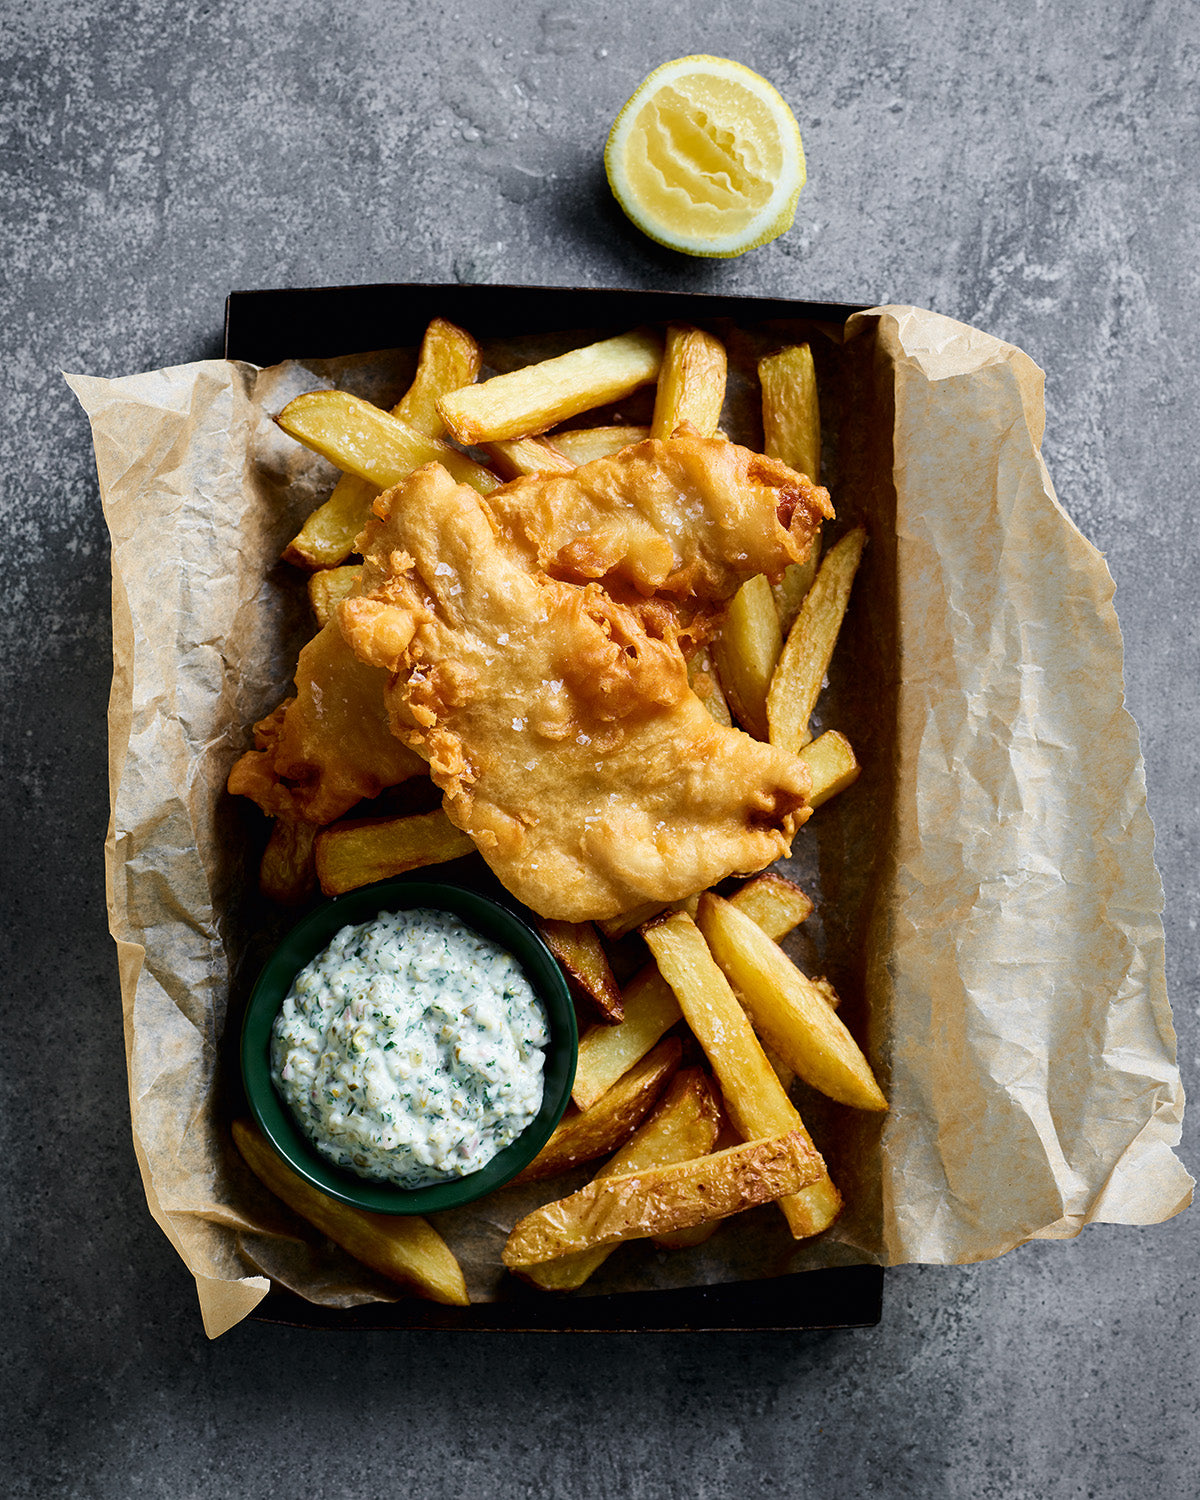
604 55 806 259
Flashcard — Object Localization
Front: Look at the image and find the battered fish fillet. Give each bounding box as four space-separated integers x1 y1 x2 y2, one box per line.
487 435 832 606
339 465 812 922
226 620 425 825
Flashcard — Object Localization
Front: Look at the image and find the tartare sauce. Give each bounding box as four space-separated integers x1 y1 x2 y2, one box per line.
271 908 550 1188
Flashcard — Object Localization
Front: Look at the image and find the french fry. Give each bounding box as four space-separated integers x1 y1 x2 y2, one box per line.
597 893 704 943
283 320 484 569
523 1069 721 1290
650 1059 797 1250
772 547 821 636
766 527 867 751
797 730 861 808
712 572 783 741
762 1046 797 1096
284 472 380 571
602 929 652 989
572 966 682 1110
511 1037 681 1184
727 871 813 939
812 976 840 1010
760 342 823 634
392 317 482 437
437 330 663 444
650 324 727 439
654 1112 741 1250
231 1119 469 1305
277 390 500 496
642 910 841 1237
538 918 623 1024
575 879 811 1110
687 647 733 727
307 564 362 629
503 1130 821 1269
697 893 886 1111
597 901 671 941
258 818 318 905
760 343 820 480
481 436 576 480
545 425 650 465
314 809 476 897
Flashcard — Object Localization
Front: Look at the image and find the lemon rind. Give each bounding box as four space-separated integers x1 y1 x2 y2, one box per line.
604 54 806 259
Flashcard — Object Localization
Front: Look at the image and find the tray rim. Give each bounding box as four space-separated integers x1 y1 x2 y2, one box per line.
223 281 871 363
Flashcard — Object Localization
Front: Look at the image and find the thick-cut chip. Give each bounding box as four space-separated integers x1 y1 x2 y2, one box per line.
393 317 483 437
314 809 476 897
712 572 783 740
597 902 672 941
482 436 576 480
285 473 380 572
307 565 362 629
762 1046 796 1096
726 871 813 940
437 330 663 444
597 893 703 943
572 965 682 1110
538 919 624 1024
687 647 732 727
760 342 823 630
231 1119 468 1305
797 730 861 808
642 910 841 1237
587 898 834 1119
655 1112 741 1250
650 324 727 440
277 390 500 495
772 545 821 635
524 1069 721 1290
511 1037 681 1184
503 1130 821 1269
284 320 483 569
766 527 867 751
811 976 841 1010
574 878 810 1111
227 622 426 826
760 343 820 480
259 817 318 905
697 892 886 1110
546 425 650 465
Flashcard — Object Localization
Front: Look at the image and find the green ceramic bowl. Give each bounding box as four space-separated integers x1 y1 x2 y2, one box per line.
240 877 577 1214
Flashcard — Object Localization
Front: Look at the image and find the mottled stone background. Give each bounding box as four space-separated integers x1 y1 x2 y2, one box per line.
3 1 1196 1495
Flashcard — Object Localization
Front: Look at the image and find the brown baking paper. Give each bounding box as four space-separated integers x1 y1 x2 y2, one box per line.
67 305 1190 1338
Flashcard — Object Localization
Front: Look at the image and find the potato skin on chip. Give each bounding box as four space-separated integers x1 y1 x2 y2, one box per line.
503 1130 821 1268
523 1068 721 1292
642 909 842 1237
232 1120 469 1306
510 1037 681 1184
538 918 624 1024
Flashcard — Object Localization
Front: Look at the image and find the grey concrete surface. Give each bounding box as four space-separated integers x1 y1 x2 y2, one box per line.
2 1 1197 1496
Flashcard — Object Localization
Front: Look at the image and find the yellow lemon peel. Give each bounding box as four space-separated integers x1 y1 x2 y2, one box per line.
605 56 806 259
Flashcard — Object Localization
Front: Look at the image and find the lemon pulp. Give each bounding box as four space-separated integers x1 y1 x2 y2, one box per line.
605 56 805 258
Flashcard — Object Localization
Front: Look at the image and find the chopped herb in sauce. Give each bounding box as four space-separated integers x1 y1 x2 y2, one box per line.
271 908 549 1188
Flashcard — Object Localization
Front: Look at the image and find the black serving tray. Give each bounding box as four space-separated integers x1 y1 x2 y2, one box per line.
224 280 883 1334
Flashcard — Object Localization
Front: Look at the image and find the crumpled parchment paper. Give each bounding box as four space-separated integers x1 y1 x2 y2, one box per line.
67 304 1191 1338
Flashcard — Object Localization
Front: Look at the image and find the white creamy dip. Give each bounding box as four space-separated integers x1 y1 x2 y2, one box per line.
271 908 550 1188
